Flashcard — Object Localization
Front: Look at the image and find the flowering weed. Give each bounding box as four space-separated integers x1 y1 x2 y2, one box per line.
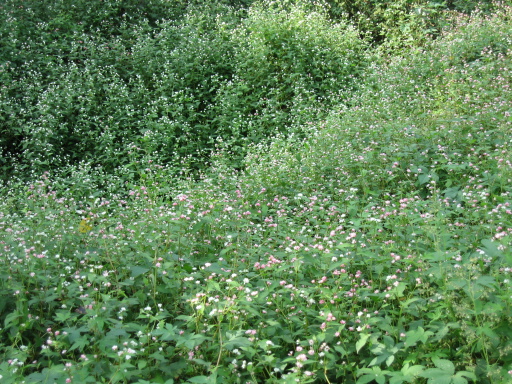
1 2 512 384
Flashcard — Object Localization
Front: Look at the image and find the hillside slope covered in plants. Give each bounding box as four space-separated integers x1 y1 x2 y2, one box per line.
1 1 511 383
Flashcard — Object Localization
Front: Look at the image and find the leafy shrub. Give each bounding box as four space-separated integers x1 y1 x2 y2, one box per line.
1 0 368 182
243 3 512 202
0 1 243 181
210 0 368 163
325 0 499 51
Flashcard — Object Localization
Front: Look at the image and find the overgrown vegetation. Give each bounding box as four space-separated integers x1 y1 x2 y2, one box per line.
1 1 511 383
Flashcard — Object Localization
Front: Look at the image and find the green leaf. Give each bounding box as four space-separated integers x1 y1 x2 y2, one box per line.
69 335 89 352
420 359 459 384
420 368 452 384
107 326 129 338
152 323 178 341
130 266 150 277
26 366 66 383
177 333 208 349
389 376 406 384
402 363 424 377
400 297 421 309
356 333 371 354
191 358 211 367
418 173 430 185
138 360 148 370
389 363 425 384
62 326 87 344
54 310 72 322
432 358 455 374
451 377 468 384
223 336 252 350
404 327 423 348
357 375 379 384
455 370 477 381
357 367 388 384
474 275 496 288
481 239 502 257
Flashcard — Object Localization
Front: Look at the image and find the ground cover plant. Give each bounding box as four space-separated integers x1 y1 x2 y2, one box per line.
1 1 512 383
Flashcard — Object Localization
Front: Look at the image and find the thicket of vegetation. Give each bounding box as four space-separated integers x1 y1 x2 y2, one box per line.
1 1 511 383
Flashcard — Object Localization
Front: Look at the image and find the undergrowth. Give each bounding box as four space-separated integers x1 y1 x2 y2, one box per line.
1 1 511 384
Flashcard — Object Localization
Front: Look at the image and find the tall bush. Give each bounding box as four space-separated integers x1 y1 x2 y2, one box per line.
0 1 242 180
1 0 368 183
211 0 368 161
325 0 499 51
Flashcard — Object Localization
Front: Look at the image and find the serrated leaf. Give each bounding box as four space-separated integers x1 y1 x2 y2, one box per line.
55 310 72 322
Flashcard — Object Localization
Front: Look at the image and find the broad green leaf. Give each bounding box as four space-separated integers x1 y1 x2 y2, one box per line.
69 336 89 351
356 333 371 354
54 310 72 322
389 375 406 384
455 371 477 381
474 275 496 288
405 327 424 347
402 363 424 377
223 336 252 350
177 334 208 349
400 297 421 309
432 358 455 374
357 367 387 384
130 266 150 277
481 239 502 257
137 360 147 370
418 173 430 185
451 377 468 384
152 323 178 341
420 368 453 384
187 376 211 384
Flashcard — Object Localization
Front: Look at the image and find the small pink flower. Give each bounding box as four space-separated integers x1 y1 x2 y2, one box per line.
296 354 307 362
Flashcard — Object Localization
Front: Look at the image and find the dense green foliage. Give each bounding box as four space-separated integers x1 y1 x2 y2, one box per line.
1 0 500 182
1 0 367 181
326 0 498 49
1 1 512 383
